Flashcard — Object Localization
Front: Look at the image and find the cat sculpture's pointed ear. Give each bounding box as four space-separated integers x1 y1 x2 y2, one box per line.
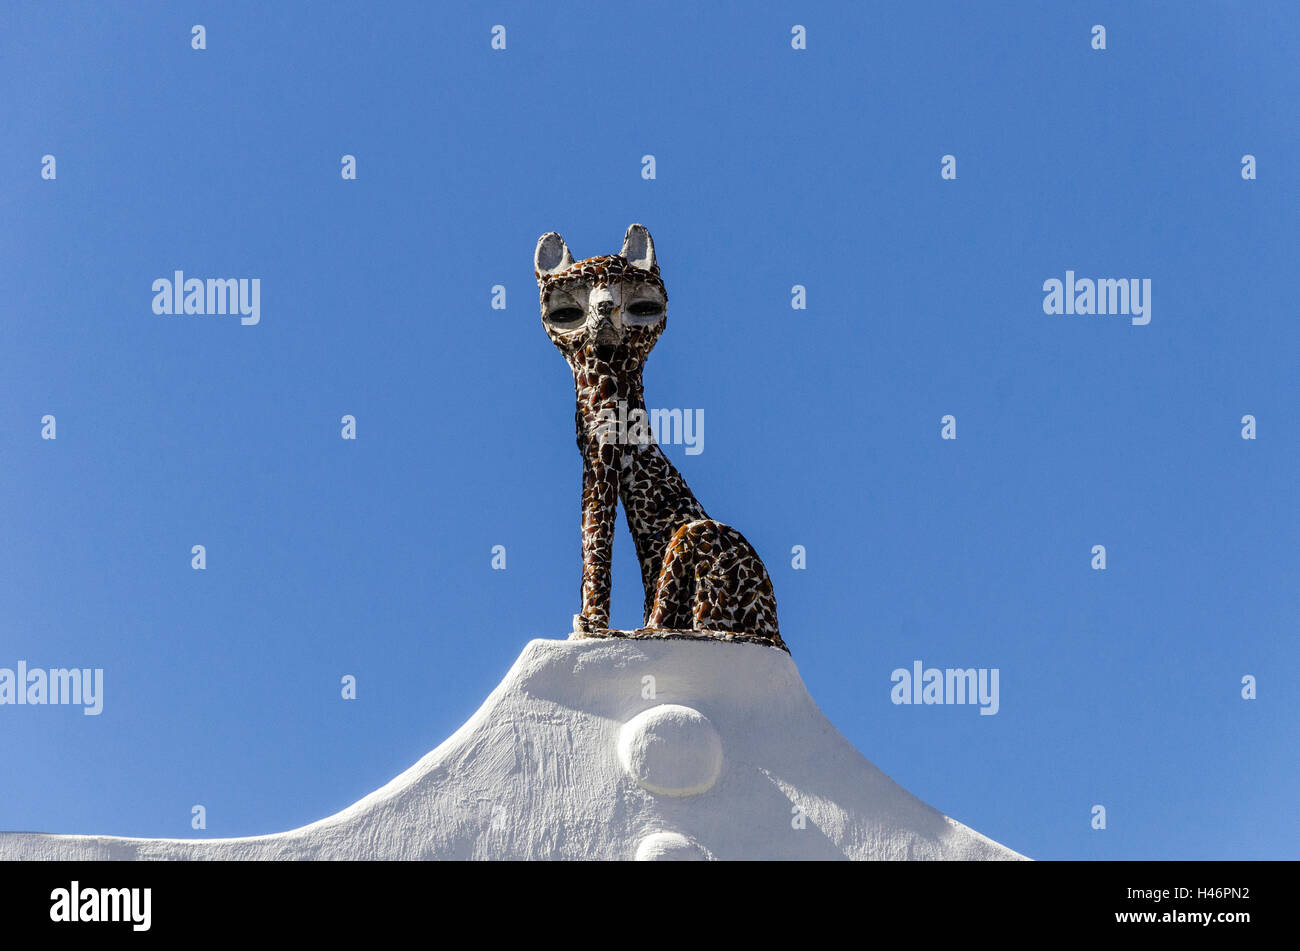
535 232 574 279
620 224 656 271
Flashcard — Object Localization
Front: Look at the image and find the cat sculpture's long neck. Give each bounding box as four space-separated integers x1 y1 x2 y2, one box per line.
570 344 650 457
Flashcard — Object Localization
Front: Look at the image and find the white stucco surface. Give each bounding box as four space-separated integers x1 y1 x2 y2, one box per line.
0 636 1026 860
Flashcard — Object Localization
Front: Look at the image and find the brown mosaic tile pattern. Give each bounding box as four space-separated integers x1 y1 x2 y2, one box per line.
535 225 785 652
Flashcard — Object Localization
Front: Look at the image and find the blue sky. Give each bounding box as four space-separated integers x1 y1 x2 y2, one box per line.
1 1 1296 860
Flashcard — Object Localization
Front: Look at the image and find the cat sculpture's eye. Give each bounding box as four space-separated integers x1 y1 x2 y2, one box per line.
626 300 663 319
547 299 584 325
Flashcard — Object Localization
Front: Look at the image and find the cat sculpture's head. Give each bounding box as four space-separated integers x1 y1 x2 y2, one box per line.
534 223 667 375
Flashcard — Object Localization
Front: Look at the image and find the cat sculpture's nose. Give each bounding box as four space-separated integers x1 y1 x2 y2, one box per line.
591 299 623 346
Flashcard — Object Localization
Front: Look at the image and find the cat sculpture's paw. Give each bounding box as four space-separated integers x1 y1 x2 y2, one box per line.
571 613 608 637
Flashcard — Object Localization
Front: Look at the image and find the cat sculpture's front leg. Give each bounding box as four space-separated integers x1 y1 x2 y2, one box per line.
573 442 620 635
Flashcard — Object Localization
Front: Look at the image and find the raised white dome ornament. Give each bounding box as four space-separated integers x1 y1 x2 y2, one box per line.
634 832 711 861
616 704 724 797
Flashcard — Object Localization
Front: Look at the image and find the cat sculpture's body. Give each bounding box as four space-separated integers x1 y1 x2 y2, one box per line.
535 224 784 650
